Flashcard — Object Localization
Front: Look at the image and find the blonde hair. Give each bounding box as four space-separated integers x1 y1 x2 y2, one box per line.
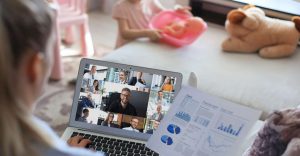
0 0 54 155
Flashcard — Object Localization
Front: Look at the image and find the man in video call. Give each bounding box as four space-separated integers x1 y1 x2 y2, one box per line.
78 108 89 123
108 88 137 116
146 120 160 134
76 92 95 120
118 70 127 84
123 118 140 132
128 71 146 87
82 65 99 92
150 104 164 122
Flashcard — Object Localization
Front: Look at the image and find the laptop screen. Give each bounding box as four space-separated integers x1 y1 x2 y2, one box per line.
75 63 179 134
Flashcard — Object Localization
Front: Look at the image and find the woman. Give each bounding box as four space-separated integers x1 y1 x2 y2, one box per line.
89 80 100 94
101 113 119 128
0 0 100 156
161 76 174 92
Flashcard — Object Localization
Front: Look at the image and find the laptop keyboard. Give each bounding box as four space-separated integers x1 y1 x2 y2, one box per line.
70 132 159 156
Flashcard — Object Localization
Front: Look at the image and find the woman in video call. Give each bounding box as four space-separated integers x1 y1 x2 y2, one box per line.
88 80 100 94
101 113 119 128
0 0 100 155
161 76 174 92
128 71 146 88
82 65 99 92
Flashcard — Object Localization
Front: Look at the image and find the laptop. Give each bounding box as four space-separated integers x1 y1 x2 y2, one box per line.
61 58 183 156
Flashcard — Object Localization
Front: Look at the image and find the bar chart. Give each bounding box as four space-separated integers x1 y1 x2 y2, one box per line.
215 114 247 137
217 123 244 136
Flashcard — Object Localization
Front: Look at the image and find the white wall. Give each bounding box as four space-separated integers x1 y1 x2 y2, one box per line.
100 0 190 14
158 0 190 9
159 0 176 9
175 0 189 6
87 0 102 11
102 0 119 14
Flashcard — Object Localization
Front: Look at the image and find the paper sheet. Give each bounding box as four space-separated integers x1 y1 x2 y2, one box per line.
146 86 261 156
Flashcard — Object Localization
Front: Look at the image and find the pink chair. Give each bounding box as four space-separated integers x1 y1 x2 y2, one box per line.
56 0 77 45
56 0 94 56
49 0 94 80
49 5 63 80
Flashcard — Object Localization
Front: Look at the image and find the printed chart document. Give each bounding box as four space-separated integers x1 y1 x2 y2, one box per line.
146 86 261 156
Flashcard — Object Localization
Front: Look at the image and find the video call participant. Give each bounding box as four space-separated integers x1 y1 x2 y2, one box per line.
101 112 119 128
118 70 127 84
161 76 174 92
88 80 99 94
82 65 99 92
122 118 140 132
78 109 89 123
150 104 164 122
128 71 146 88
155 90 167 106
146 120 160 134
76 93 95 120
108 88 137 116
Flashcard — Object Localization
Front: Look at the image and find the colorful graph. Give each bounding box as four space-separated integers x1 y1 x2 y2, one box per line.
175 111 191 122
217 123 243 136
167 124 181 134
161 135 173 145
215 113 247 137
203 135 231 153
194 116 210 127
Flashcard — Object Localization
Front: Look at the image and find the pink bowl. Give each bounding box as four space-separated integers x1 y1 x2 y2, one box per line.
149 10 207 47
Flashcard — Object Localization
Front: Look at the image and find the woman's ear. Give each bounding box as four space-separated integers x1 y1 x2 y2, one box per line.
26 52 45 84
227 10 246 24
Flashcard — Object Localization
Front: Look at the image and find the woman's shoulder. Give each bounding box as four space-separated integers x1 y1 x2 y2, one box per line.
39 146 102 156
32 117 102 156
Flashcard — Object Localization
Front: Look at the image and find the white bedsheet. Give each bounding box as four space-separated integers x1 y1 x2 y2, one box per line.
101 23 300 119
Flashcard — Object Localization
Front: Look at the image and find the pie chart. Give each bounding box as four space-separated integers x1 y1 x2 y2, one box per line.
167 124 181 134
161 135 173 145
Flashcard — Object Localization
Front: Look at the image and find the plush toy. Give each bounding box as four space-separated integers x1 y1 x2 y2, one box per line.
244 108 300 156
222 5 300 58
162 17 205 39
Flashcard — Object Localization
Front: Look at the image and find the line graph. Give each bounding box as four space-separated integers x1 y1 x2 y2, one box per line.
202 134 233 153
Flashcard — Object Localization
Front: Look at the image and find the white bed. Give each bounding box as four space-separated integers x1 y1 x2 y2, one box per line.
100 23 300 154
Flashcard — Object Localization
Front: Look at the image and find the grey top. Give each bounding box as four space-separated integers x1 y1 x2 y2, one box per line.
32 116 102 156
